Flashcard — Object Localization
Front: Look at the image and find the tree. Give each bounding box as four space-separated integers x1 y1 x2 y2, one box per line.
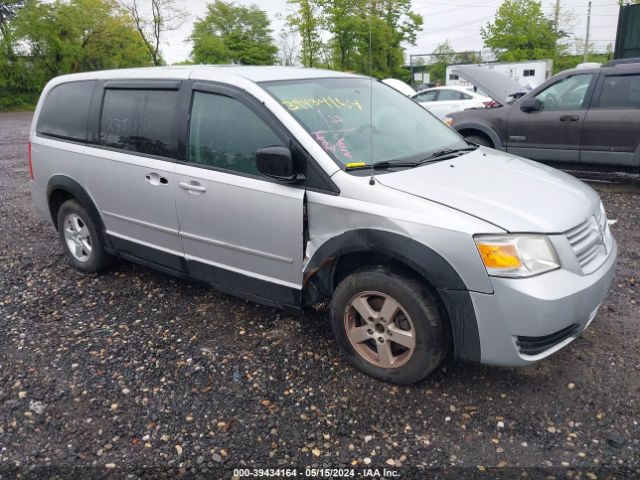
427 41 455 84
320 0 422 77
286 0 323 67
0 0 150 109
481 0 558 62
276 24 300 66
190 1 278 65
120 0 188 66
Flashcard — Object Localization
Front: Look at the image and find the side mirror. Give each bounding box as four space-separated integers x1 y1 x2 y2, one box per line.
520 97 542 113
256 146 303 183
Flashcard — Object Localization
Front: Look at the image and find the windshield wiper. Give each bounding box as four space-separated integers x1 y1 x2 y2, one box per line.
345 161 420 171
345 146 478 171
417 145 477 164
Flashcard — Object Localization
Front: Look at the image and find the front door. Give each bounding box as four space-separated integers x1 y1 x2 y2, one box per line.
506 73 596 162
174 86 304 307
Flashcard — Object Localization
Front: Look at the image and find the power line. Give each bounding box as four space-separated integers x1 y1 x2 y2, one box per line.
418 14 495 37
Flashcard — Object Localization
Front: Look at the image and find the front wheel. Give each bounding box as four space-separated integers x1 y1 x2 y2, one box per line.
330 266 449 384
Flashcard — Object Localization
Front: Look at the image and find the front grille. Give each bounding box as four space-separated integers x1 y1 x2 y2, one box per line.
565 206 610 274
516 323 580 356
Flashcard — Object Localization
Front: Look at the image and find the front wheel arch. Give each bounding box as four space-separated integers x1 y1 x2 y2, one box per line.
303 230 481 362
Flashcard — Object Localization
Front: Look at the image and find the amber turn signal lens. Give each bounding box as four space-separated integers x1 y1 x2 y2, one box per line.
477 243 522 269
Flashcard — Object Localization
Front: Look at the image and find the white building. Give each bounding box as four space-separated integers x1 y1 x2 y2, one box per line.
446 60 553 90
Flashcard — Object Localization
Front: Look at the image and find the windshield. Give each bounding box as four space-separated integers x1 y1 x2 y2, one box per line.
262 77 468 168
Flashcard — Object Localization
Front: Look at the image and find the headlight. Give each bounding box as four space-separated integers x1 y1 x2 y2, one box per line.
443 117 453 126
474 235 559 278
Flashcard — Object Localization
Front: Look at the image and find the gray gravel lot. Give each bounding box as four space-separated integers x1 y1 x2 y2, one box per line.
1 112 639 478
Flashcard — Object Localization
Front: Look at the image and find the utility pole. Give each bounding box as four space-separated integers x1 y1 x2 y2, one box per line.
583 1 592 62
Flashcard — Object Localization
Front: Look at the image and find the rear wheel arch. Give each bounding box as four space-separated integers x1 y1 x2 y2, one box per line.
303 229 481 362
47 176 104 234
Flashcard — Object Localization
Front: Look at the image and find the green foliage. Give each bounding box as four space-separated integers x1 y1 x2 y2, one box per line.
553 53 613 74
291 0 422 78
481 0 559 62
287 0 324 67
190 1 278 65
0 0 151 110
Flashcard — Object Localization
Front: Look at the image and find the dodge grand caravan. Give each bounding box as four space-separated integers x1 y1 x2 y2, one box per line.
30 66 617 384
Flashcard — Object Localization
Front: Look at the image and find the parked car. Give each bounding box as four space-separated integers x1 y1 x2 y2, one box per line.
381 78 416 97
447 60 640 167
30 66 616 384
411 86 492 119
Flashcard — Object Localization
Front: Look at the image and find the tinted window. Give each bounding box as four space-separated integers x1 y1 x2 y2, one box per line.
599 74 640 108
189 92 284 175
100 89 177 157
437 90 462 101
461 92 473 100
37 81 95 141
535 74 593 110
414 90 437 102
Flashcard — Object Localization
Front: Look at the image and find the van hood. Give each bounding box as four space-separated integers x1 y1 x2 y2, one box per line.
375 148 599 233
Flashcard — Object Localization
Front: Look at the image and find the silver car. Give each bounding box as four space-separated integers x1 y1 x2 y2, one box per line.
30 66 617 384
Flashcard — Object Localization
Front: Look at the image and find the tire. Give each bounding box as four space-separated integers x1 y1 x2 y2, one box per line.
465 134 493 148
57 199 112 273
329 266 449 384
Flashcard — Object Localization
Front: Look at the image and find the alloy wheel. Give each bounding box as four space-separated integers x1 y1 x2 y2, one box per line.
63 213 92 262
344 291 416 368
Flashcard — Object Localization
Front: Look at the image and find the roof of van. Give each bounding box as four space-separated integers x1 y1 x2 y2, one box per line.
51 65 363 84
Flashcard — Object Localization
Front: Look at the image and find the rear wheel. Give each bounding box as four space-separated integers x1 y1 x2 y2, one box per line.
57 199 112 273
465 134 493 148
330 266 448 384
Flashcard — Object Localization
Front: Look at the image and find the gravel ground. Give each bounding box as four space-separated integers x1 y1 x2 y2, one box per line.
1 112 639 479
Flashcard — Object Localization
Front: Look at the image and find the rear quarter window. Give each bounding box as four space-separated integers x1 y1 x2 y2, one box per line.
36 81 96 141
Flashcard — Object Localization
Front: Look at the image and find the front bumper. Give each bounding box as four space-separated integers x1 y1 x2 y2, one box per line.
471 237 617 366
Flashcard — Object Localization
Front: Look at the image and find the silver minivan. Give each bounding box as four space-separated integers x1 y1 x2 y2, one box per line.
30 66 617 384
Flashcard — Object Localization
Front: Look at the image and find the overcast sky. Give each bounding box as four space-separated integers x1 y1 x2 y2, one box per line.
162 0 621 65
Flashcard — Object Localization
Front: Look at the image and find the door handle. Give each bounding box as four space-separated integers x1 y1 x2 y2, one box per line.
178 181 207 194
559 115 579 122
145 172 169 186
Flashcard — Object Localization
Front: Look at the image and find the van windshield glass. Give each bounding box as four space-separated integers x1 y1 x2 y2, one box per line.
262 78 468 168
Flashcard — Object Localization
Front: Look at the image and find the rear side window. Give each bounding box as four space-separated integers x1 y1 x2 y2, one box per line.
99 89 178 158
598 74 640 108
437 90 463 101
37 81 96 141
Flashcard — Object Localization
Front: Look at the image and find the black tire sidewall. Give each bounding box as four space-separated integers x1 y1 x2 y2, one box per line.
57 200 110 273
330 267 447 384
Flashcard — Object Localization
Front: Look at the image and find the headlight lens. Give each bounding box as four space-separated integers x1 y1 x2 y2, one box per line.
443 117 453 126
474 235 559 277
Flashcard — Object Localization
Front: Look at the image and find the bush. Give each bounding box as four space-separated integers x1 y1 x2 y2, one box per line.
0 91 39 111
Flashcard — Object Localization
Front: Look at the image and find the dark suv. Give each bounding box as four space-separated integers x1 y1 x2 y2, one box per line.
448 59 640 168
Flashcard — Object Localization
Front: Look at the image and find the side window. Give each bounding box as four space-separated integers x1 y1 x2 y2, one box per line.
99 89 178 158
598 74 640 108
437 90 462 101
37 81 96 141
414 90 437 102
460 92 473 100
188 91 284 175
534 74 593 111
